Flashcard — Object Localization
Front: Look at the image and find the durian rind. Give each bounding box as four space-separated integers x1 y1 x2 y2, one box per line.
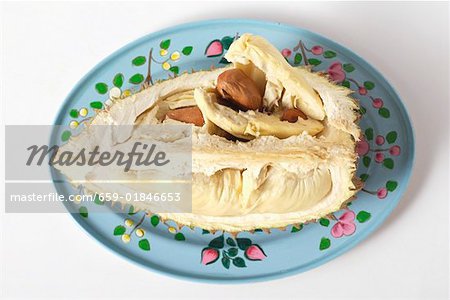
56 34 363 233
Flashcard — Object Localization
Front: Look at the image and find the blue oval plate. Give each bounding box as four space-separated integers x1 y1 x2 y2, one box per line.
51 19 414 283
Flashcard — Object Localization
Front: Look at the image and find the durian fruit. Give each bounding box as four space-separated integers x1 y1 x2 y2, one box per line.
55 34 362 232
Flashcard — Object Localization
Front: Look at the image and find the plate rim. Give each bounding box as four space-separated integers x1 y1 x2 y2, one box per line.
50 18 416 284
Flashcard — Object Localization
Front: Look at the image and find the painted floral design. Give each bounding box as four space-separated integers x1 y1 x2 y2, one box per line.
357 129 401 170
149 214 186 241
205 34 238 64
112 208 150 251
61 40 193 142
281 48 292 58
201 234 266 269
145 39 194 80
327 62 346 83
110 209 187 252
280 39 393 120
271 39 405 252
245 244 267 260
201 248 219 265
318 209 371 250
331 210 356 238
361 180 399 200
311 45 324 55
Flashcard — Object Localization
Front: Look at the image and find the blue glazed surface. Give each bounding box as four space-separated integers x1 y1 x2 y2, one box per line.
51 19 415 283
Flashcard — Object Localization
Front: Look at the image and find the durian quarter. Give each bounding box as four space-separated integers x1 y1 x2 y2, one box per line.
55 34 362 232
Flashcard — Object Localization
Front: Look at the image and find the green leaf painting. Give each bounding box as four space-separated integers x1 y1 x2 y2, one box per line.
129 73 144 84
113 225 126 236
79 206 88 218
95 82 108 94
343 63 355 72
364 81 375 90
386 180 398 191
160 39 171 50
319 237 331 250
379 107 390 118
182 46 193 55
150 215 160 227
90 101 103 109
308 58 322 66
319 218 330 227
232 257 246 268
356 211 371 223
386 131 398 144
174 232 185 241
132 56 146 66
383 158 394 169
138 239 151 251
365 128 374 140
209 235 224 249
323 50 336 58
113 73 124 88
294 53 302 64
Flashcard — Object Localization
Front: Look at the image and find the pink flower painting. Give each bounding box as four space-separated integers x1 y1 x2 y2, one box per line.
331 210 356 238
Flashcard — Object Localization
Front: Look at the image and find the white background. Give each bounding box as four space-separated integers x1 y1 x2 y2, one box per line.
1 1 449 299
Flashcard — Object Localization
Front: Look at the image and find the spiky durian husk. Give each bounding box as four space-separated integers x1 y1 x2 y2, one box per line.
56 36 363 233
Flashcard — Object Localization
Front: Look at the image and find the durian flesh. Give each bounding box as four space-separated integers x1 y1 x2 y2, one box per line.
55 34 361 232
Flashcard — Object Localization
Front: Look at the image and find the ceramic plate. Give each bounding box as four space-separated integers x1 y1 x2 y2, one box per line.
51 19 414 283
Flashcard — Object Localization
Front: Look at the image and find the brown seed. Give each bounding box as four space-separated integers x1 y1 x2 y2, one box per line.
281 108 308 123
165 106 205 126
216 69 262 111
